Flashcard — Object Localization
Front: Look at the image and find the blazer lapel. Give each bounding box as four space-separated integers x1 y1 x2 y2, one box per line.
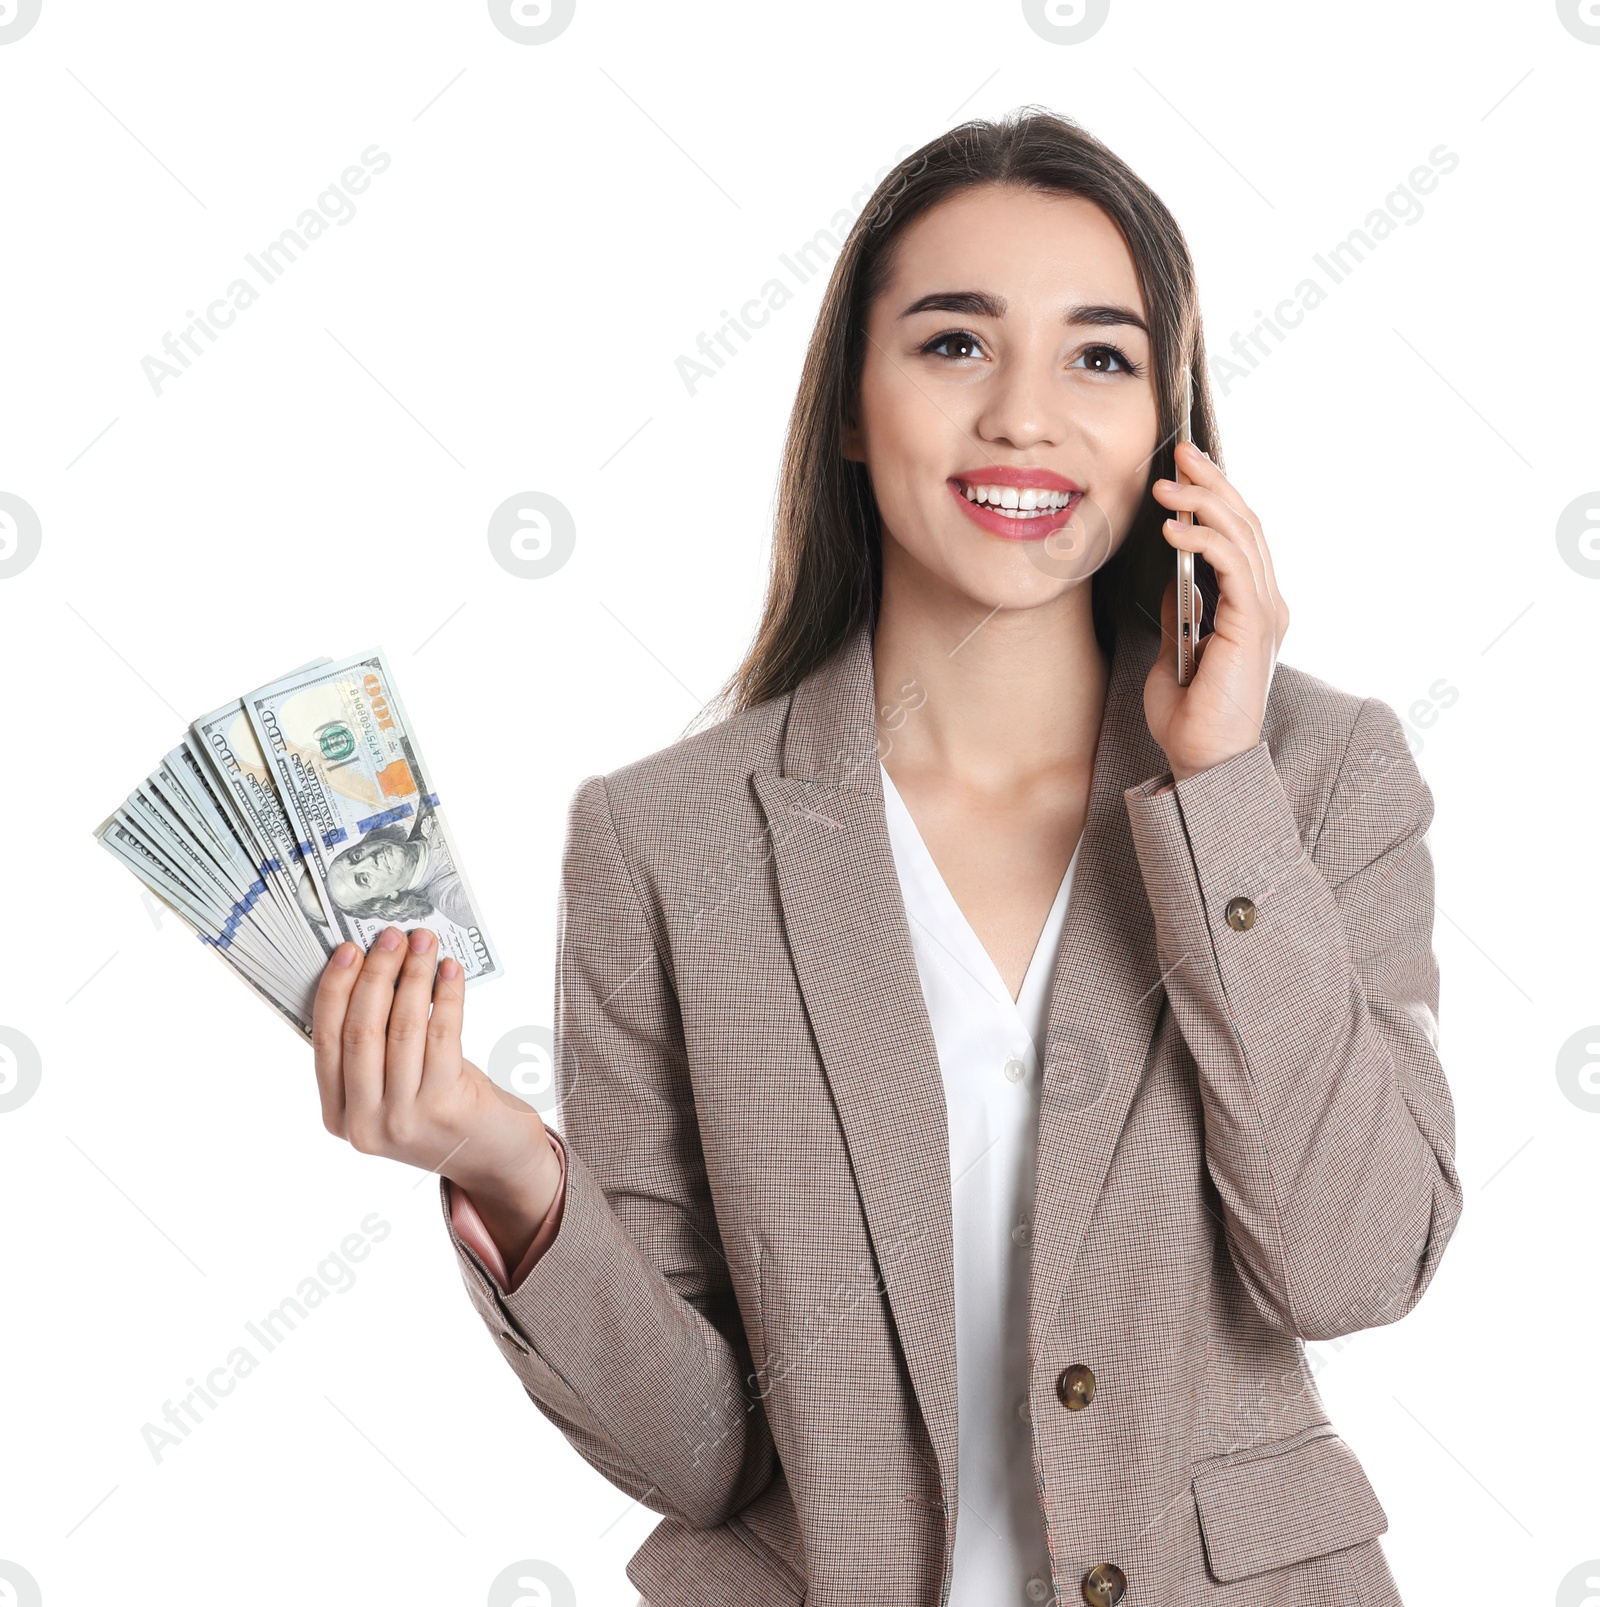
751 623 961 1493
750 611 1170 1511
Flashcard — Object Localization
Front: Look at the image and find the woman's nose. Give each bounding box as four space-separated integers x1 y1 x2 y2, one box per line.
972 359 1068 450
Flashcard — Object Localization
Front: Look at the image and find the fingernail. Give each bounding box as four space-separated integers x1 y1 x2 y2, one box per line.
332 943 357 968
377 927 403 951
439 957 460 980
409 927 434 953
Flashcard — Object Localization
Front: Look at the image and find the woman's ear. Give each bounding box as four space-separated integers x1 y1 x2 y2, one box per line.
841 411 864 463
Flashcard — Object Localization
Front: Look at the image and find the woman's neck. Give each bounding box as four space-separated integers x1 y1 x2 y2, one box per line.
872 567 1109 793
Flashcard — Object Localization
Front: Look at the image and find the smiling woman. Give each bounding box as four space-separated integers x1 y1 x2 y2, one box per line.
305 106 1460 1607
845 189 1161 616
721 111 1221 729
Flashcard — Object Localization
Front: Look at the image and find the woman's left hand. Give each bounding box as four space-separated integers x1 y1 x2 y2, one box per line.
1142 439 1290 783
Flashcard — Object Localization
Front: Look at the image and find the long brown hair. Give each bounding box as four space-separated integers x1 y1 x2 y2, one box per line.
699 105 1219 726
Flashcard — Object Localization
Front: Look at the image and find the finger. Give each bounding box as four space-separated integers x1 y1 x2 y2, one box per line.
1174 441 1285 621
1173 441 1260 536
1150 488 1259 604
1151 480 1267 590
422 955 467 1097
343 926 406 1130
384 927 440 1107
1162 517 1269 617
311 942 362 1138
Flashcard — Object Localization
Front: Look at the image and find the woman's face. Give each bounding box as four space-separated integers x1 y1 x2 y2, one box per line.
844 183 1160 614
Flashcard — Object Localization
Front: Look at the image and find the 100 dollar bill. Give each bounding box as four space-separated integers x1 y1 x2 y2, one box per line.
243 649 501 983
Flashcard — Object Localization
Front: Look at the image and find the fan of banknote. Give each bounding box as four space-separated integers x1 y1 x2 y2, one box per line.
92 649 502 1039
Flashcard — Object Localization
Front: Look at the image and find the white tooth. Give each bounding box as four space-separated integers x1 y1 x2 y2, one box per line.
965 484 978 501
979 486 996 504
1000 487 1020 509
1018 488 1038 510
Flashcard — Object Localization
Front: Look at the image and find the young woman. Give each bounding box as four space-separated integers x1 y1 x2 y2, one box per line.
309 109 1462 1607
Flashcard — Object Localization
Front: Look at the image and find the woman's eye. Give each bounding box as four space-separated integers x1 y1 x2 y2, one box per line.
921 329 986 361
1075 343 1142 376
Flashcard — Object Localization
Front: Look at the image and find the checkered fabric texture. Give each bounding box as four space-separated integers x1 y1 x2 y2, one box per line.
440 615 1461 1607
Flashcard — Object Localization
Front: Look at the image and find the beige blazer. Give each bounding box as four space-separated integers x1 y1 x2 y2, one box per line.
439 614 1462 1607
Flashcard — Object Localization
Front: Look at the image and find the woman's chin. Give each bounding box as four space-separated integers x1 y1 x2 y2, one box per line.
885 522 1098 615
940 559 1090 618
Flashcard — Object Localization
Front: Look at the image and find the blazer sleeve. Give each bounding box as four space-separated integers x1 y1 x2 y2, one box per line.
1122 694 1463 1343
439 772 776 1530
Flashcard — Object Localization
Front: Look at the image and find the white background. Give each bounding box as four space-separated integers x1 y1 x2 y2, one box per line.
1 1 1596 1603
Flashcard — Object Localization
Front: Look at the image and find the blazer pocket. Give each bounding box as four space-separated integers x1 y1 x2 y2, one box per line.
1191 1428 1389 1584
747 1235 773 1398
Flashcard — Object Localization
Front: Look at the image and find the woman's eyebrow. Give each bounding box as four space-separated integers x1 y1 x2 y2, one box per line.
897 290 1148 335
898 289 1006 319
1069 302 1149 335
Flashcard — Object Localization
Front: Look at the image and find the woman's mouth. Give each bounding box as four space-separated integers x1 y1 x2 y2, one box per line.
947 476 1084 541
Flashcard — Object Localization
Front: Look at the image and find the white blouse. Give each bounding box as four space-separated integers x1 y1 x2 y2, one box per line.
879 761 1080 1607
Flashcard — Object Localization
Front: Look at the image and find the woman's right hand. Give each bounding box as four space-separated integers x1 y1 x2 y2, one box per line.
310 925 563 1268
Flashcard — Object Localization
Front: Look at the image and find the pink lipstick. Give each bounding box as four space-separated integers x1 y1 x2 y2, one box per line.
947 465 1084 542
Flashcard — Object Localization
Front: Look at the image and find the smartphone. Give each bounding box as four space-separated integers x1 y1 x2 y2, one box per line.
1174 365 1219 685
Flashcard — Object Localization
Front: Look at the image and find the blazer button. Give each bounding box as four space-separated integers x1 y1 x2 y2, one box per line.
1224 895 1256 931
1080 1562 1127 1605
1055 1363 1096 1410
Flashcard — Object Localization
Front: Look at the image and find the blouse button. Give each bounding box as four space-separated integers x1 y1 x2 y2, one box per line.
1012 1219 1032 1247
1017 1396 1031 1423
1025 1576 1051 1601
1003 1054 1026 1083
